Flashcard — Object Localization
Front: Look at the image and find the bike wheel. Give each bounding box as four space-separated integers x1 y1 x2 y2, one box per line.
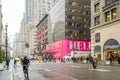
24 69 28 78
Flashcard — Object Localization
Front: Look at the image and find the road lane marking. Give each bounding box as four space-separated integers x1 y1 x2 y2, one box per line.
71 66 80 68
40 68 79 80
89 68 111 72
69 77 79 80
53 71 78 80
44 69 51 72
39 68 78 80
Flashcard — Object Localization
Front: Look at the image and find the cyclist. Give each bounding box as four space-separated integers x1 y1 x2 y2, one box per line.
22 56 30 78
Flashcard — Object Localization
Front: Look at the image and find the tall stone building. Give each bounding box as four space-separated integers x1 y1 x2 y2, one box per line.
37 0 91 43
12 33 19 57
25 0 34 23
49 0 91 42
36 0 91 59
33 0 58 55
34 0 58 25
91 0 120 61
19 0 35 55
17 19 26 56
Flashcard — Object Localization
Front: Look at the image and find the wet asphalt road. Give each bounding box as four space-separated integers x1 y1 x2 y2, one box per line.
14 61 120 80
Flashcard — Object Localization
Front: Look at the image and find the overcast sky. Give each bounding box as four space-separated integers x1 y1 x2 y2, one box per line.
2 0 25 37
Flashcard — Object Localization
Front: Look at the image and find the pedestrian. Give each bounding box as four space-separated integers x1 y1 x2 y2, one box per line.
80 56 83 62
89 56 93 63
20 58 23 65
117 55 120 64
14 58 17 68
86 57 89 63
109 54 113 65
6 57 10 69
92 55 98 69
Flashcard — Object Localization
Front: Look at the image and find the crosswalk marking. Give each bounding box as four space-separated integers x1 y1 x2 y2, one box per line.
71 66 80 68
44 69 51 72
89 68 111 72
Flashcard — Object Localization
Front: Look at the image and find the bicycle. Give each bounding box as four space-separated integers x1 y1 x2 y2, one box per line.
23 65 29 78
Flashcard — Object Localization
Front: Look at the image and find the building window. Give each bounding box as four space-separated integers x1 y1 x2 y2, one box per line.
66 0 72 5
66 15 72 19
111 8 117 20
105 0 119 6
105 11 110 22
95 33 100 43
72 9 79 13
94 16 100 26
105 0 113 6
67 22 72 26
105 8 117 22
66 8 72 12
94 3 100 12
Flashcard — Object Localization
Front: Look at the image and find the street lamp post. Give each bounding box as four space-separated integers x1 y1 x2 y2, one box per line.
5 24 8 58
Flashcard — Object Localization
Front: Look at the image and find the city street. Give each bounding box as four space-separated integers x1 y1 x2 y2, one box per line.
1 0 120 80
13 61 120 80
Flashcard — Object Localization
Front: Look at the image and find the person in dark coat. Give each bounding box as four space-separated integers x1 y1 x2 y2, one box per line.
117 56 120 64
6 57 10 69
109 54 113 65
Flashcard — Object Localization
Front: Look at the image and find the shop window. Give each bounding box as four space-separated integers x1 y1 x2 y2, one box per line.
111 8 117 20
94 3 100 12
105 11 110 22
94 15 100 26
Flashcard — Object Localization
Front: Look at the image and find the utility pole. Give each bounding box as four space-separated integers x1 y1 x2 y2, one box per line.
5 24 8 58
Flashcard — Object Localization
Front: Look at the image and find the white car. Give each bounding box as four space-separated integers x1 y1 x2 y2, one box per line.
63 54 72 61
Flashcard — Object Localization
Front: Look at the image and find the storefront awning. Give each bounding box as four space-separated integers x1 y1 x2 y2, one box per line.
103 39 120 50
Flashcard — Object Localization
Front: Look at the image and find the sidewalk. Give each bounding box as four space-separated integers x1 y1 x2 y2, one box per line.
0 60 13 80
13 61 48 80
0 69 10 80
